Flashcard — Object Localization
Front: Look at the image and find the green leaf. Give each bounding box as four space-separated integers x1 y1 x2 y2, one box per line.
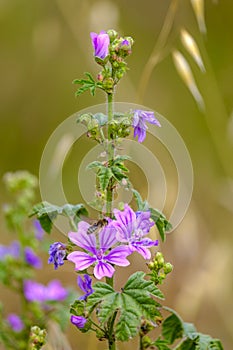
70 300 85 316
111 166 128 182
183 322 197 337
175 337 198 350
175 334 224 350
29 202 87 233
150 208 172 242
197 334 224 350
98 167 113 191
87 272 163 342
162 308 184 344
93 113 108 126
152 338 171 350
86 161 104 170
73 72 98 97
113 155 131 163
132 189 149 211
29 201 58 233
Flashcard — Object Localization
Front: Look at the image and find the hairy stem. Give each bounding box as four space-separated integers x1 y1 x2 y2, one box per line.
106 92 114 217
107 310 117 350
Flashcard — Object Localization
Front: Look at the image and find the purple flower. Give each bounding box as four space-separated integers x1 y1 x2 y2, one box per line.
67 221 130 280
7 314 24 332
0 241 20 260
90 31 110 60
48 242 66 269
77 274 93 300
24 247 42 269
132 110 161 143
110 204 158 260
24 280 68 303
33 220 44 240
70 315 87 329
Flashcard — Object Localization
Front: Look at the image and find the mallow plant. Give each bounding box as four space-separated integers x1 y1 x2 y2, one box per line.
30 30 223 349
0 171 72 349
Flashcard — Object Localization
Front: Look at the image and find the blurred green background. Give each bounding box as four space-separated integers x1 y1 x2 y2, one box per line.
0 0 233 349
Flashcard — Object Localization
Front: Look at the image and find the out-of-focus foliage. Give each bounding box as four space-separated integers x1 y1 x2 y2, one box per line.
0 0 233 349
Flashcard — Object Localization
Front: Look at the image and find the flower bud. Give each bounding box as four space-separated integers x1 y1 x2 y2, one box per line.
147 261 155 270
124 36 134 47
115 70 125 80
97 73 104 81
164 262 173 274
107 29 118 42
155 252 164 267
102 77 114 91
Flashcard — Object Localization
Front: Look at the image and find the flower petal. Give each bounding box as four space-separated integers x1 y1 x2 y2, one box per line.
105 246 131 266
68 222 97 254
70 315 87 329
67 251 96 270
99 225 117 251
113 204 136 239
94 261 115 279
131 245 152 260
136 211 154 235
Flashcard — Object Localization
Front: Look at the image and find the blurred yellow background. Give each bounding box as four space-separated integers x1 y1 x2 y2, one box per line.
0 0 233 349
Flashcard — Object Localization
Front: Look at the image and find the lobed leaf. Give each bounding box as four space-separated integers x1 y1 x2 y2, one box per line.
29 202 87 233
162 308 184 344
87 272 164 342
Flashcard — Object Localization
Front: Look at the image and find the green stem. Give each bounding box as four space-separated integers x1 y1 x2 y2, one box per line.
68 215 78 231
105 276 114 288
139 334 143 350
106 92 114 217
108 310 117 350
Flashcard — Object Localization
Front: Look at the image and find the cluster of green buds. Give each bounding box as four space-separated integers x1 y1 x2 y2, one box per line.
88 29 134 94
28 326 46 350
77 112 132 143
77 113 107 142
3 171 38 231
148 252 173 285
108 112 131 139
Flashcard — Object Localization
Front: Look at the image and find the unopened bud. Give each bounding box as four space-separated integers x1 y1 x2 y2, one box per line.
164 262 173 274
155 252 164 267
107 29 118 41
124 36 134 47
103 77 114 90
148 261 155 270
97 73 103 81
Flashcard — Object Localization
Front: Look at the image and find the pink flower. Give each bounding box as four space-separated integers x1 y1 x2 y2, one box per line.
90 31 110 60
67 221 130 280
